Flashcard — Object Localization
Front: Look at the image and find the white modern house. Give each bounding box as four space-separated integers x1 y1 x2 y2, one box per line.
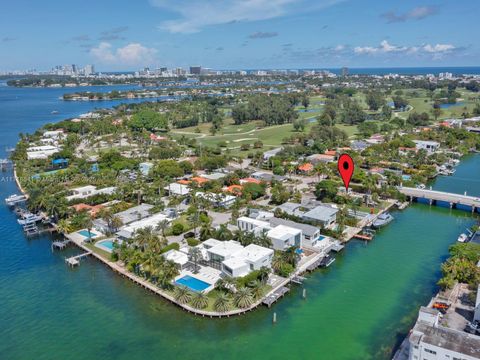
269 217 322 248
200 239 273 278
66 185 117 201
413 140 440 154
237 216 272 235
267 225 302 251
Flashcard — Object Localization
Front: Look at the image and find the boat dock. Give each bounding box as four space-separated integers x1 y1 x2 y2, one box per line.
399 186 480 212
52 240 71 250
262 286 290 307
65 252 92 267
353 233 373 241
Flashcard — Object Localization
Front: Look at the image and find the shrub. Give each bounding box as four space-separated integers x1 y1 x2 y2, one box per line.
187 238 200 246
160 242 180 254
171 223 185 235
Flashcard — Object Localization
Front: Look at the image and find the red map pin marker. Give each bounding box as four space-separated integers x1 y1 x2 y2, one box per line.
338 154 354 191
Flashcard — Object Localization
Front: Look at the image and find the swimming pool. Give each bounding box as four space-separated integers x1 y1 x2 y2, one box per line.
175 275 211 292
78 230 97 239
95 239 114 253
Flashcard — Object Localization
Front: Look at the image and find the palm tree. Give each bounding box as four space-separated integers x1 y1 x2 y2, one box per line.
187 209 200 238
156 260 179 289
190 292 209 309
173 286 193 304
215 224 232 241
155 219 169 238
233 287 254 308
282 246 298 266
254 230 272 248
188 246 202 274
56 219 72 235
249 280 264 300
272 254 286 273
110 215 123 233
213 292 231 312
199 222 213 241
257 266 271 284
133 226 158 251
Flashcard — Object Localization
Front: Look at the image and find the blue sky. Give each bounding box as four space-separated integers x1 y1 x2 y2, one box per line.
0 0 478 71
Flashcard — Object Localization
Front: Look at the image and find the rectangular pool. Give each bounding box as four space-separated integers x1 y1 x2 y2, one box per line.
175 275 211 292
95 239 114 253
78 230 97 239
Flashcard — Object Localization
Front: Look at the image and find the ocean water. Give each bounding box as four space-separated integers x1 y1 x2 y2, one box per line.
0 83 479 360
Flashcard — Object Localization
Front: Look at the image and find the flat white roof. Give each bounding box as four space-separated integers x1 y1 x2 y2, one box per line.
203 238 222 248
240 244 274 262
163 249 189 266
268 224 301 239
122 213 170 234
238 216 271 228
222 257 249 271
208 240 244 258
165 183 190 195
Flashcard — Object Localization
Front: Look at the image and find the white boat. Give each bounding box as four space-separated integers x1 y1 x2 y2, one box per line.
457 233 468 243
5 194 27 207
416 184 426 190
17 213 43 225
372 212 394 228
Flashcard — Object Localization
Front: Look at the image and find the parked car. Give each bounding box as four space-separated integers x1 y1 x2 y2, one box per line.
465 320 480 334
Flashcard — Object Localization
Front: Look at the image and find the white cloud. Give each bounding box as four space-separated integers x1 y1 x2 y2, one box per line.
90 42 157 65
354 40 407 55
150 0 343 33
382 6 438 23
354 40 456 58
423 44 455 53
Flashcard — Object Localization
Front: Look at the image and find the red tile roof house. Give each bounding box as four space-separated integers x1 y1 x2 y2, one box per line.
297 163 314 174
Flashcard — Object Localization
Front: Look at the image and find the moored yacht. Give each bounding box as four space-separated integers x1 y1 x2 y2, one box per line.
372 212 394 228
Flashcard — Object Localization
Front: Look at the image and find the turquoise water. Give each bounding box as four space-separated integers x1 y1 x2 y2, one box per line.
96 240 114 252
175 275 211 292
0 82 479 360
78 230 96 239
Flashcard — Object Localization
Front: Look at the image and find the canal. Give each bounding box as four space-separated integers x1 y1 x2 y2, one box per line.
0 83 478 360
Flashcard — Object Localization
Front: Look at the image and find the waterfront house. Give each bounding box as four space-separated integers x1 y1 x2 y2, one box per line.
268 217 323 248
93 203 154 233
407 307 480 360
267 224 302 251
302 205 338 228
413 140 440 154
163 249 189 270
66 185 117 201
26 145 61 160
201 240 273 278
116 212 171 240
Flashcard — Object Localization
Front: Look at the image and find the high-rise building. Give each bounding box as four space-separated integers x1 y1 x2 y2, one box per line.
341 67 349 77
189 66 201 75
84 64 95 76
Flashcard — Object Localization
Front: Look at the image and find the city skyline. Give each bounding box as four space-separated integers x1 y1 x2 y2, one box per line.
1 0 479 71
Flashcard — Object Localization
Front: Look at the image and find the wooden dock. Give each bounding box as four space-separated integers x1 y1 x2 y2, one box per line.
263 287 290 307
353 233 373 241
65 252 91 267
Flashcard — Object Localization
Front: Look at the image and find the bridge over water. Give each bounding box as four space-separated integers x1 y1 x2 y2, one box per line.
398 186 480 213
